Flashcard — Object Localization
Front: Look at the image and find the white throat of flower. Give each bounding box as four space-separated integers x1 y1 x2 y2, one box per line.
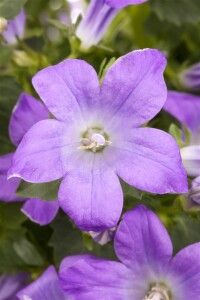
144 286 170 300
78 128 111 153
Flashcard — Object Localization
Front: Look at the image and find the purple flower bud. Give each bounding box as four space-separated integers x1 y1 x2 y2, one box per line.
76 0 148 49
2 10 26 45
179 62 200 91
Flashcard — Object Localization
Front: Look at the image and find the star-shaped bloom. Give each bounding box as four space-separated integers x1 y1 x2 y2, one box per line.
59 205 200 300
18 206 200 300
9 49 188 231
2 9 26 45
0 93 59 225
76 0 149 48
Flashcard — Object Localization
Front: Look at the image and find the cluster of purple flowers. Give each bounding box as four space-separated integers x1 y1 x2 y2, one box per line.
2 1 200 299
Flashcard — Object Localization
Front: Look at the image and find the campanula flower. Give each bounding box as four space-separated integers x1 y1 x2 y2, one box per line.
76 0 148 48
2 9 26 45
9 49 188 231
59 205 200 300
0 93 59 225
179 62 200 91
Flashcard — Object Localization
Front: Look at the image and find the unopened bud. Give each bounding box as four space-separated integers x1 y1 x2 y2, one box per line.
0 17 8 33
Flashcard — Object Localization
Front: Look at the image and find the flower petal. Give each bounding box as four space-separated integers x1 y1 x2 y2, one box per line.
22 199 59 226
0 273 28 300
59 154 123 231
114 128 188 194
101 49 167 128
9 93 49 147
8 119 78 183
59 255 134 300
181 145 200 177
170 243 200 299
163 91 200 133
114 205 173 271
32 59 100 123
0 153 22 202
105 0 148 8
17 266 67 300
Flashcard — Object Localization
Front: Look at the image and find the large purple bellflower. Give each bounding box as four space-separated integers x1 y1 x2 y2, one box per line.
9 49 188 231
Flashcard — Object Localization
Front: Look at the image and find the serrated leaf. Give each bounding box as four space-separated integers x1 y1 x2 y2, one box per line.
16 180 61 201
151 0 200 26
0 0 26 19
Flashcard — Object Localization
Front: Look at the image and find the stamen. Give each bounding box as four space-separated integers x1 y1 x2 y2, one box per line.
144 286 170 300
78 130 111 152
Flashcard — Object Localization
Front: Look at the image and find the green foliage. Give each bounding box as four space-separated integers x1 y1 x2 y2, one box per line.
0 0 200 282
151 0 200 26
0 0 26 19
17 180 61 201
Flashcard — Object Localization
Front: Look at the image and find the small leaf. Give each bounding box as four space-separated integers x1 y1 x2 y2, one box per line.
13 238 44 266
16 180 61 201
0 0 26 19
151 0 200 26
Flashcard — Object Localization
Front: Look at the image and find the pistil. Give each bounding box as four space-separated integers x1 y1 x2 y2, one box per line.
144 286 170 300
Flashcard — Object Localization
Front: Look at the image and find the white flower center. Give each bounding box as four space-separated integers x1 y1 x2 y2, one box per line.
78 128 111 152
144 286 170 300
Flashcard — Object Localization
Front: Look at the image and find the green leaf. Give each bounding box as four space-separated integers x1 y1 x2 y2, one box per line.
169 213 200 254
0 0 26 19
13 238 44 266
151 0 200 26
0 45 13 66
169 123 183 148
0 202 26 229
49 214 116 266
16 180 61 201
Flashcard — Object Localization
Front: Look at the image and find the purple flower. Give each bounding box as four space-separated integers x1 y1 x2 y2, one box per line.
76 0 148 48
9 49 188 231
0 273 28 300
179 62 200 91
164 91 200 177
0 93 59 225
2 10 26 45
59 205 200 300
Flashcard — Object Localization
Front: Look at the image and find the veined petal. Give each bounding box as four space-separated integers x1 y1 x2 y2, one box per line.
59 154 123 231
181 145 200 177
9 93 49 147
32 59 100 123
170 243 200 299
105 0 148 8
0 153 22 202
59 255 134 300
163 91 200 134
22 199 59 226
114 205 173 271
17 266 67 300
114 128 188 194
8 119 79 183
101 49 167 128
